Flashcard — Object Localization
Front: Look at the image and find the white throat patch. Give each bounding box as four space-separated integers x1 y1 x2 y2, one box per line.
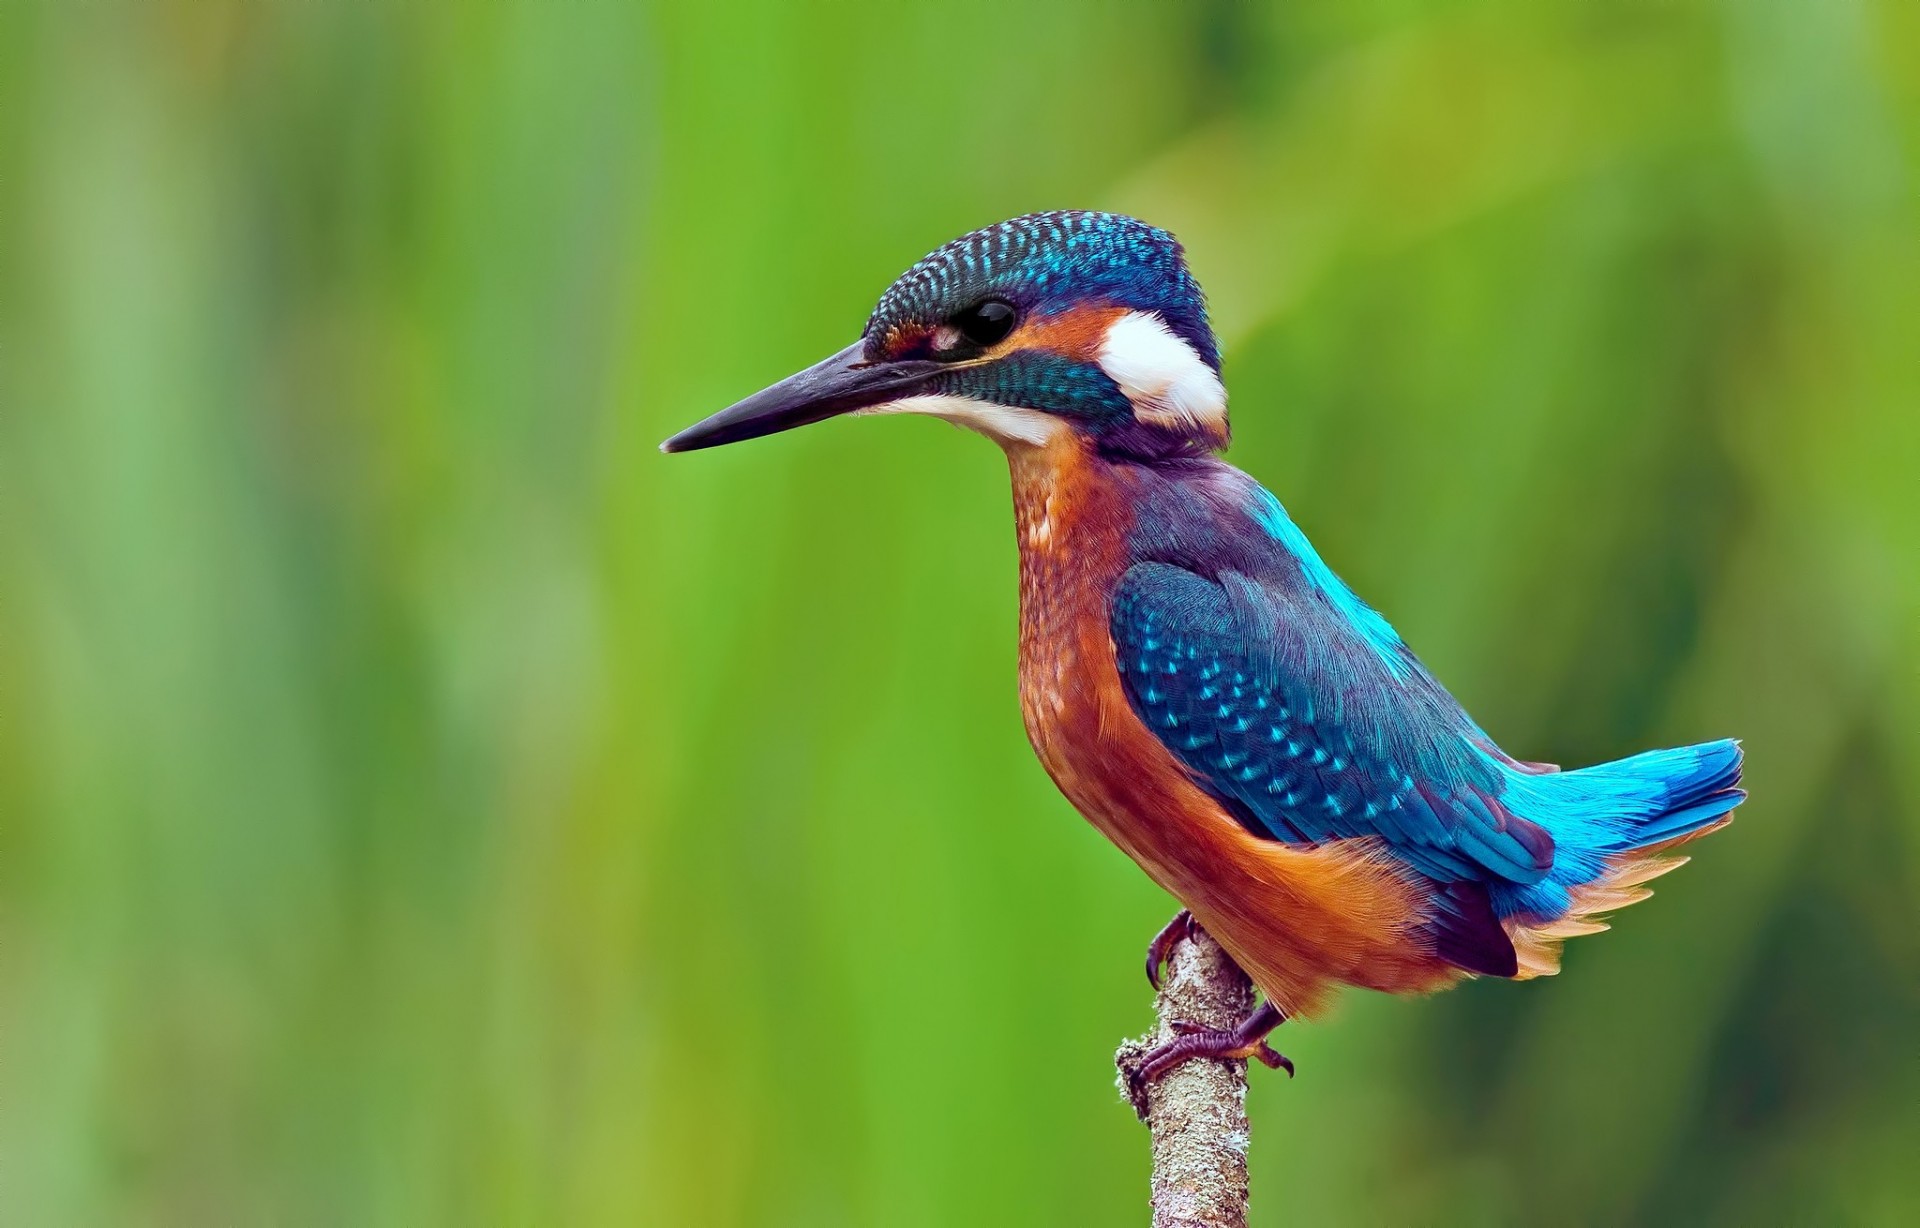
1096 311 1226 432
855 394 1064 448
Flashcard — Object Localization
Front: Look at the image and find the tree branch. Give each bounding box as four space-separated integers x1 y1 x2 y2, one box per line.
1116 923 1256 1228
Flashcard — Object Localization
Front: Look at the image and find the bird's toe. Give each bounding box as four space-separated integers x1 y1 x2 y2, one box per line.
1143 908 1196 990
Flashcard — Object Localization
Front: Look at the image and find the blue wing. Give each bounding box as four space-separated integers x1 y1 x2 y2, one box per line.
1110 561 1557 888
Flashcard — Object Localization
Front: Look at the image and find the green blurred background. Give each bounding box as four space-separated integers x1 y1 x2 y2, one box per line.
5 1 1917 1223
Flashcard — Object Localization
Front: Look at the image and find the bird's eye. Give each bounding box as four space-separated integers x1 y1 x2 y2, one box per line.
950 299 1018 349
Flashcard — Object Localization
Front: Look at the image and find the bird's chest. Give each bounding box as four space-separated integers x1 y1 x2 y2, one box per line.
1008 446 1137 806
1015 526 1101 751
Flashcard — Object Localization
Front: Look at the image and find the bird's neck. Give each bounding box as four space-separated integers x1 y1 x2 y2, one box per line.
1006 434 1144 731
1006 433 1137 568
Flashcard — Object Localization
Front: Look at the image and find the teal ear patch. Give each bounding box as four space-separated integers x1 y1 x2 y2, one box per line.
935 352 1131 425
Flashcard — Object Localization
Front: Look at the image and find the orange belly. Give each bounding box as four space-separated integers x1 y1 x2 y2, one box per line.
1008 436 1461 1017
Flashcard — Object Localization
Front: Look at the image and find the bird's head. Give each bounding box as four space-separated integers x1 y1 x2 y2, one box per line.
662 211 1227 460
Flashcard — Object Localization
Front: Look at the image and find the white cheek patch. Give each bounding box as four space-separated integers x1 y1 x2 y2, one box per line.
1096 311 1227 431
855 394 1065 448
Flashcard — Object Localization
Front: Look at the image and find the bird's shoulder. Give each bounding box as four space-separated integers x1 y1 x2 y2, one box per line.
1116 460 1423 698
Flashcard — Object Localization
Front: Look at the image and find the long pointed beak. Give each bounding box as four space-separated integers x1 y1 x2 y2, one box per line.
660 341 946 453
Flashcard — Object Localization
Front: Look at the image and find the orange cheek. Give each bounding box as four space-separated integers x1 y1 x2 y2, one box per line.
1002 304 1129 362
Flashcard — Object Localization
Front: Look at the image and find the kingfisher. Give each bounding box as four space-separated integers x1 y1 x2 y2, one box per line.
662 211 1745 1083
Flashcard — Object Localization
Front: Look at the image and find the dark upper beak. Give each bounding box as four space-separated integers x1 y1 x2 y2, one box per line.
660 341 946 454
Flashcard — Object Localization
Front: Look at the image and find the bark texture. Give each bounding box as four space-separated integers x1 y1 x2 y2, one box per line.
1116 925 1256 1228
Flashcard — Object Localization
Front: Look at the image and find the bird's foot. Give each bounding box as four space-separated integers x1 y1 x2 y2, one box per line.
1153 1001 1294 1079
1119 999 1292 1113
1144 908 1197 990
1158 1016 1294 1078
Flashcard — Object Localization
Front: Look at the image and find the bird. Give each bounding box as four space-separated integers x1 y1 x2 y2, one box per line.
661 210 1745 1084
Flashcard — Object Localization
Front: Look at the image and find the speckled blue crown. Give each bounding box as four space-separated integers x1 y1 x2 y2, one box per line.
866 211 1219 371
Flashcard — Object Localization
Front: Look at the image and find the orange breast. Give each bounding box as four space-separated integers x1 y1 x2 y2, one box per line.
1007 436 1461 1016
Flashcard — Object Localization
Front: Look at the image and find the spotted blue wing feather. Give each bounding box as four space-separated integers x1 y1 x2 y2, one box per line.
1110 560 1556 888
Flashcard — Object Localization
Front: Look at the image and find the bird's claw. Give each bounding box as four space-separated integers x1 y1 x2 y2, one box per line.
1252 1042 1295 1077
1144 908 1197 990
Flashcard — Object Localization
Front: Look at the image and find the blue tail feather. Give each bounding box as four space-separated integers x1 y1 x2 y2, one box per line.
1487 738 1744 922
